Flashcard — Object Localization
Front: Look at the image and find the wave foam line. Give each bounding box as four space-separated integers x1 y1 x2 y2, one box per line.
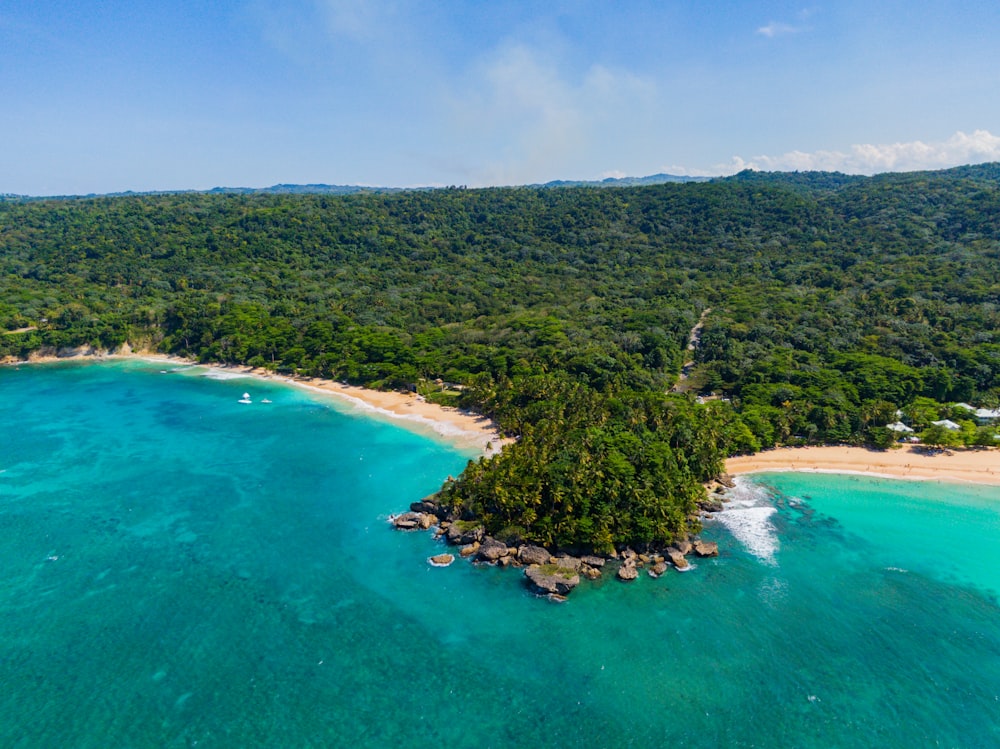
717 477 780 565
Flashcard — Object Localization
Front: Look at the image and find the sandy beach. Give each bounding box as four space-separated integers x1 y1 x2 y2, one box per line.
5 348 507 455
726 444 1000 486
253 373 507 455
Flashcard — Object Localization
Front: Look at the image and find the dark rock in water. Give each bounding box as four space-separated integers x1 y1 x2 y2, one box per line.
428 554 454 567
552 555 581 572
667 549 690 570
446 523 484 545
617 562 639 581
518 545 552 566
698 497 725 513
547 593 569 603
524 564 580 595
693 540 719 557
498 555 513 568
459 541 481 558
648 562 668 578
477 537 509 562
581 555 606 568
410 496 441 515
673 538 693 555
392 512 422 530
582 565 602 580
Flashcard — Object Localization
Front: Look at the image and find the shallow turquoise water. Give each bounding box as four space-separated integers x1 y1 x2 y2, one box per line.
2 361 999 747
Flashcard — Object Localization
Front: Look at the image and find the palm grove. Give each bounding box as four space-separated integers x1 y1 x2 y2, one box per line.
2 164 999 552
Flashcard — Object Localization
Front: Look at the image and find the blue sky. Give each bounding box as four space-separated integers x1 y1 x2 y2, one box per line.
3 1 999 194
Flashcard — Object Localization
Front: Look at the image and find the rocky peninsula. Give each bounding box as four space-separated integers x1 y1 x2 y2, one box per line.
392 490 724 601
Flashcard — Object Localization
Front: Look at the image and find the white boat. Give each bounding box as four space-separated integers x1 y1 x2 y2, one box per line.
238 392 252 404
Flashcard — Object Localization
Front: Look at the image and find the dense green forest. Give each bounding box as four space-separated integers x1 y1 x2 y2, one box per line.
2 164 999 552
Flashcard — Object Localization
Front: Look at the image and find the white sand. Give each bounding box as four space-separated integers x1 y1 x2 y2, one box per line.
726 444 1000 486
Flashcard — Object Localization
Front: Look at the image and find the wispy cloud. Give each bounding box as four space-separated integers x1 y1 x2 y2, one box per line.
757 21 803 38
712 130 1000 175
757 9 814 38
318 0 402 42
445 44 656 185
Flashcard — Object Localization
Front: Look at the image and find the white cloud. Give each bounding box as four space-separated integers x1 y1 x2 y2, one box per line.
446 45 656 185
758 9 815 38
757 21 802 38
317 0 402 42
700 130 1000 175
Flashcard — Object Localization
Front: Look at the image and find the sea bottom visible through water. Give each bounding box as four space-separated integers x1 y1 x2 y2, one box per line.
1 360 999 748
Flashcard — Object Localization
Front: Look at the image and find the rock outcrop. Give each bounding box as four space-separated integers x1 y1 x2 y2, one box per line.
477 537 509 563
446 523 483 545
617 561 639 581
667 548 690 570
524 564 581 596
693 540 719 557
410 496 444 517
459 541 481 558
393 497 726 598
391 512 422 530
673 538 693 555
697 496 725 513
552 555 581 572
517 545 551 566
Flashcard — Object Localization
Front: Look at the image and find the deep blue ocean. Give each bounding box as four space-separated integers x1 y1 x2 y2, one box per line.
2 360 999 748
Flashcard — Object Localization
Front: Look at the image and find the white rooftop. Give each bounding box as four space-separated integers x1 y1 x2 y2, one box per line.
932 419 961 431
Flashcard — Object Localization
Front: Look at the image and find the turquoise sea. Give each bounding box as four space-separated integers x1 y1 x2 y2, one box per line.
2 360 999 748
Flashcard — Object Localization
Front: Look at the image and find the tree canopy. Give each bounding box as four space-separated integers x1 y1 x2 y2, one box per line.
2 164 999 551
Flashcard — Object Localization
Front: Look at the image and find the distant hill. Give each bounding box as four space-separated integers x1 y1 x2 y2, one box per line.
2 173 711 201
720 162 1000 192
203 183 418 196
205 174 712 194
535 173 710 188
6 163 999 200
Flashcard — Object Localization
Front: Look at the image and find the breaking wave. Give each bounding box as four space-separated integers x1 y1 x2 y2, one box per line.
716 477 780 565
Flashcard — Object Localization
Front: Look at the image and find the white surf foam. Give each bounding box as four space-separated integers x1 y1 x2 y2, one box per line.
715 477 780 565
201 369 249 381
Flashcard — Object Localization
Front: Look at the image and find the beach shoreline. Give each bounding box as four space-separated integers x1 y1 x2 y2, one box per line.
3 348 507 455
8 350 998 483
726 444 1000 487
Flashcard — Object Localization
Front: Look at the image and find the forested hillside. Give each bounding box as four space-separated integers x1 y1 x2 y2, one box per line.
3 165 999 552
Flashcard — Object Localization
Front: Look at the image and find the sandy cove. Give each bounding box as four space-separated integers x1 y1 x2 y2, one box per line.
241 370 508 455
726 444 1000 487
5 348 507 455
